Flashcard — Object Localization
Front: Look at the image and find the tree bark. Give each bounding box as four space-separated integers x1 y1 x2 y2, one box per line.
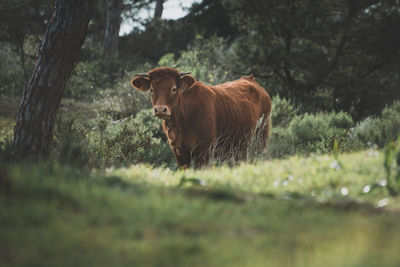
104 0 123 60
13 0 93 158
154 0 164 19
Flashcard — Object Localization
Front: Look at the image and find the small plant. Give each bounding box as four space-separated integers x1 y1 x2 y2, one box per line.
247 115 270 162
331 139 343 170
383 136 400 196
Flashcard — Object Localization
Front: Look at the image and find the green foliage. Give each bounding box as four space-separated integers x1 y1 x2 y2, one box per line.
93 76 151 120
0 115 14 148
52 109 174 169
290 112 353 153
0 43 25 97
65 60 110 99
134 108 166 140
348 117 382 148
270 95 299 128
266 101 400 159
267 111 353 158
383 137 400 196
381 101 400 142
119 1 235 66
52 115 91 168
349 101 400 148
265 127 295 159
87 111 173 168
0 115 15 162
119 19 195 66
222 0 400 117
158 35 234 85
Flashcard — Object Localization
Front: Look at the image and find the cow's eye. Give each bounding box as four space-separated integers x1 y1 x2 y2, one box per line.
171 87 177 94
149 88 154 94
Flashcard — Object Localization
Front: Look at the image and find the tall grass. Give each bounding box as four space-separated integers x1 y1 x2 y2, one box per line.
383 136 400 196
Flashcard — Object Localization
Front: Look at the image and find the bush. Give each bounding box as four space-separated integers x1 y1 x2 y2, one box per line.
93 77 151 120
265 111 354 158
271 95 299 128
134 108 166 141
381 101 400 142
52 109 174 169
347 117 381 149
288 111 353 154
52 115 91 168
348 101 400 148
265 127 295 158
65 60 110 99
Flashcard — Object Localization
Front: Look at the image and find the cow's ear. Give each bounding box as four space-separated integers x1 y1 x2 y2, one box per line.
131 76 150 91
179 75 196 92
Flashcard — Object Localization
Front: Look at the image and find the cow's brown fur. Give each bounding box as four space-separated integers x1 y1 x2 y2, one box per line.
131 67 271 168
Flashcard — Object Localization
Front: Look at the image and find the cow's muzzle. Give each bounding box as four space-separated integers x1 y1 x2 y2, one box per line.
153 105 171 120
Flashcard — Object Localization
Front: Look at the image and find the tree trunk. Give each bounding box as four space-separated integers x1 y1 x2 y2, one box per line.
13 0 93 158
104 0 123 60
154 0 164 19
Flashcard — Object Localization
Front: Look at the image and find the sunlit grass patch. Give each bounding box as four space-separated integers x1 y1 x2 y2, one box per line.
113 149 398 208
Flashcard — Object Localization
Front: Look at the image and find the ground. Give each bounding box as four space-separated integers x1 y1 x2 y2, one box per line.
1 150 400 267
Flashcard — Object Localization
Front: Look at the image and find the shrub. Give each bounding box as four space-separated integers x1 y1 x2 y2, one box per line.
347 117 381 149
52 109 174 169
265 127 295 158
52 115 91 168
381 101 400 142
93 75 152 120
65 60 110 99
288 111 353 154
271 95 299 128
88 114 173 168
265 111 353 158
348 101 400 148
134 108 166 140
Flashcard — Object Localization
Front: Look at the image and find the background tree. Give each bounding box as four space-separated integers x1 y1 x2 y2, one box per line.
13 0 93 157
223 0 400 118
0 0 53 81
104 0 123 60
119 0 236 66
153 0 164 19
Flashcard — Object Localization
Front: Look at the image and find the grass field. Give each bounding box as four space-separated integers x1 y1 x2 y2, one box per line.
1 150 400 267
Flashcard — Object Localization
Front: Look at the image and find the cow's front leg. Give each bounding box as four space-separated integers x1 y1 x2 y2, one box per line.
172 146 191 169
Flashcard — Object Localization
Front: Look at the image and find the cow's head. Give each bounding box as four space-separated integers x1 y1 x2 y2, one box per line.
130 67 196 120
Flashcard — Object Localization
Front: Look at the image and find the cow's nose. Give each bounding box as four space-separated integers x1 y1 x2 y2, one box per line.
153 105 169 116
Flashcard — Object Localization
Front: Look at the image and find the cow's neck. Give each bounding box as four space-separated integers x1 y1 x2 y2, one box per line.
165 96 186 130
164 111 182 130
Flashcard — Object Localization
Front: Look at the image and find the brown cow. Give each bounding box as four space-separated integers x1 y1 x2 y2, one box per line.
131 67 271 168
